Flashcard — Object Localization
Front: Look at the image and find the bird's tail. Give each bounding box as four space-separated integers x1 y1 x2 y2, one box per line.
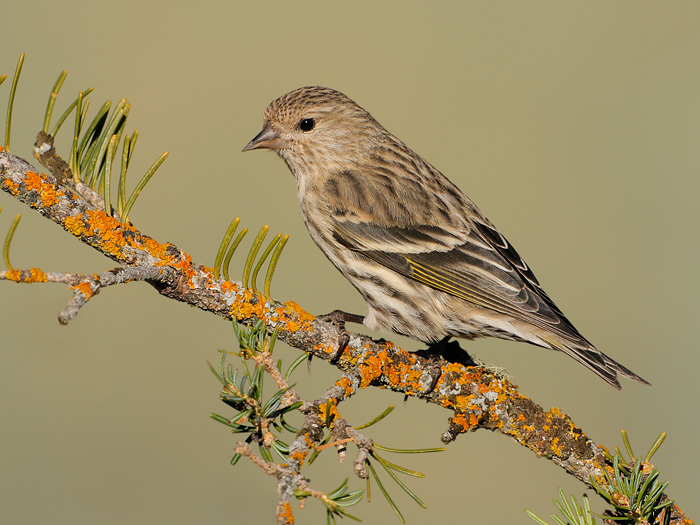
541 335 650 390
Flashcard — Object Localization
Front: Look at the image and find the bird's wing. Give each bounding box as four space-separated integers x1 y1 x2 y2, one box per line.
331 217 586 343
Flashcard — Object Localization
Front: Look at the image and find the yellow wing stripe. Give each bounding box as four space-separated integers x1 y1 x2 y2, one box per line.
407 259 494 310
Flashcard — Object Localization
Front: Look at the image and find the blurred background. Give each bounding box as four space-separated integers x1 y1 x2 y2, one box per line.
1 2 698 523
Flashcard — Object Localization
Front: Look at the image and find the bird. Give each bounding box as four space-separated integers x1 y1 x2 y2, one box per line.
242 86 648 389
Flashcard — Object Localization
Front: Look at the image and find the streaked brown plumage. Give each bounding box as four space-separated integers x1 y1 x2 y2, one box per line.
243 86 648 389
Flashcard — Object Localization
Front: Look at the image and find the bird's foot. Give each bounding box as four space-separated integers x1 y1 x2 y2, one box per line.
316 310 365 363
419 337 450 393
414 337 476 394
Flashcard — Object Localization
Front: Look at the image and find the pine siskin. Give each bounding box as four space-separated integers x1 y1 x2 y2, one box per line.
243 86 648 389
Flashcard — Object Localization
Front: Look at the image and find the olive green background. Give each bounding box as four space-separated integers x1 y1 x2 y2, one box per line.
1 2 698 524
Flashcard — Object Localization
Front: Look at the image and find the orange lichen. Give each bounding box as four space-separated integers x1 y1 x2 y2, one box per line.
318 400 340 427
24 171 43 192
5 269 21 282
40 185 62 207
27 268 48 282
335 376 355 397
168 252 198 284
71 281 94 298
59 205 191 276
451 412 470 431
454 394 472 408
288 450 306 464
3 178 19 195
83 210 128 256
278 502 295 524
357 349 384 388
220 280 237 294
437 370 529 436
288 432 316 468
18 170 66 208
382 351 424 392
139 236 173 261
233 288 259 320
282 301 315 332
550 436 564 456
231 297 316 340
64 214 87 237
311 342 331 356
590 469 611 487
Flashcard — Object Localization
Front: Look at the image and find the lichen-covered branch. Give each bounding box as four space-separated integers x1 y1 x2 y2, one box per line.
33 131 106 210
0 148 692 525
0 265 176 323
233 442 305 524
234 441 353 525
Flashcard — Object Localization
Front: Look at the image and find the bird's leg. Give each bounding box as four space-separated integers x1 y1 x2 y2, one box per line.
414 337 476 393
422 336 451 393
316 310 365 363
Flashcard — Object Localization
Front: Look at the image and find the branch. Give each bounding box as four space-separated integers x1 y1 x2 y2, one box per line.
0 148 692 525
235 441 354 525
0 265 175 323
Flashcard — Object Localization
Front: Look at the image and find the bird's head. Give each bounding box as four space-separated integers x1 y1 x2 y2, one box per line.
243 86 380 175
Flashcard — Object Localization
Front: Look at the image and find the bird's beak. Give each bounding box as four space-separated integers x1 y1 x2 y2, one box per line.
242 125 282 152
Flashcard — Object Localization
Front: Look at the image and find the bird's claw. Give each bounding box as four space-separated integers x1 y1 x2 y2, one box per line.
427 352 443 392
417 338 477 394
316 310 364 363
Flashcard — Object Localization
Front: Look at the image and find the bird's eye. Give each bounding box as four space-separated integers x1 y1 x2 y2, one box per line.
299 118 315 132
